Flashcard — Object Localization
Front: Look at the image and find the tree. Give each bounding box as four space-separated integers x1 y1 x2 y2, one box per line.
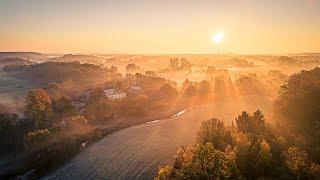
44 83 64 102
283 147 309 178
26 129 52 145
256 140 272 177
146 71 156 77
274 68 320 149
206 66 217 80
177 143 238 179
126 63 139 73
158 83 177 100
183 84 198 97
169 58 179 71
198 80 211 98
235 111 251 133
84 88 107 121
180 58 192 72
110 65 117 72
233 132 252 178
0 111 18 132
52 96 76 117
235 110 265 139
156 166 173 180
169 58 192 72
197 118 233 151
25 89 52 129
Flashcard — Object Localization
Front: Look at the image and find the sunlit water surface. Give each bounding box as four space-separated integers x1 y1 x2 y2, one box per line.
44 97 271 180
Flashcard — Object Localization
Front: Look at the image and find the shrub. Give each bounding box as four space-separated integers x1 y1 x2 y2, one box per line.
26 129 52 145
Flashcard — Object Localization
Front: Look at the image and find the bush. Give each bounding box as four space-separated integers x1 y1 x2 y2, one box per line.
26 129 52 145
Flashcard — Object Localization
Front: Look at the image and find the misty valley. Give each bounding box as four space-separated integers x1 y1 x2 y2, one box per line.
1 52 320 179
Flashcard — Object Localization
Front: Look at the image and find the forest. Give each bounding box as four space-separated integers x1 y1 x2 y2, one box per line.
156 68 320 180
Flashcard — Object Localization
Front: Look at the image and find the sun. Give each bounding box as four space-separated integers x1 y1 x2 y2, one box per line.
212 32 224 44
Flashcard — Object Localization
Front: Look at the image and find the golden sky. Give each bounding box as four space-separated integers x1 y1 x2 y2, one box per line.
1 0 319 54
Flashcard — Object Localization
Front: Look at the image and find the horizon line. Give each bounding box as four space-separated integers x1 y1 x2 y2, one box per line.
1 51 320 56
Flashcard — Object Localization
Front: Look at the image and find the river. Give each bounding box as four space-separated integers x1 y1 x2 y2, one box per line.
43 97 272 180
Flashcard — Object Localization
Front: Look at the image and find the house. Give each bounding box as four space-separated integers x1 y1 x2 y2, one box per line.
104 88 126 100
130 86 142 94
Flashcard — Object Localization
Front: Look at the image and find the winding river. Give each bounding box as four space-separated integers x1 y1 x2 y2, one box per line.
44 97 272 180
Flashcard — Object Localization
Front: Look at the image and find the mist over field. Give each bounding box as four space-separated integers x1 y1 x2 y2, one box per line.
1 0 320 179
1 52 320 179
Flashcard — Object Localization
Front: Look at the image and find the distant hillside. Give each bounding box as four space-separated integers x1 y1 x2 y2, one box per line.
0 52 43 56
0 52 49 62
6 61 120 85
0 57 33 65
50 54 106 66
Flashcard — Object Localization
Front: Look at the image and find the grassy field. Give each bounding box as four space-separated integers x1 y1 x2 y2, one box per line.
0 69 43 107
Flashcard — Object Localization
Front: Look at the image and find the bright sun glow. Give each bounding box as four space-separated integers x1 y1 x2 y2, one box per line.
212 32 224 44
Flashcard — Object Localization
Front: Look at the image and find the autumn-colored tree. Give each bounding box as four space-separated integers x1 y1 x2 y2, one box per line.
176 144 239 179
25 89 52 129
52 96 76 117
26 128 52 145
197 118 233 151
156 166 173 180
283 147 309 178
235 110 265 140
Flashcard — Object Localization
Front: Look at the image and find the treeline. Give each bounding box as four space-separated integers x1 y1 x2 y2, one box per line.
156 67 320 180
0 70 183 178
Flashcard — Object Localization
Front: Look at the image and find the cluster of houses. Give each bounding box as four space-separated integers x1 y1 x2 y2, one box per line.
103 86 142 99
72 85 142 112
76 85 142 103
103 88 126 100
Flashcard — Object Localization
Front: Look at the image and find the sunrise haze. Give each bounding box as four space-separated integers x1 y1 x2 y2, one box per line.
1 0 319 54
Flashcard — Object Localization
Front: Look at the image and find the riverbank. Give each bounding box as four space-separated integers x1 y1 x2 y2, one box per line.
0 106 187 179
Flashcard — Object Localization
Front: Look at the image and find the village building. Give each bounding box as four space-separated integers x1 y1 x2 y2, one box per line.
104 88 126 100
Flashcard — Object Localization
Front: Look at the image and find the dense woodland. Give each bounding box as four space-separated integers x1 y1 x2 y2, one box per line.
156 68 320 180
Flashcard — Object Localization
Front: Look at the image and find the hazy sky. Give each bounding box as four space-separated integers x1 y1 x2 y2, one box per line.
0 0 319 54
